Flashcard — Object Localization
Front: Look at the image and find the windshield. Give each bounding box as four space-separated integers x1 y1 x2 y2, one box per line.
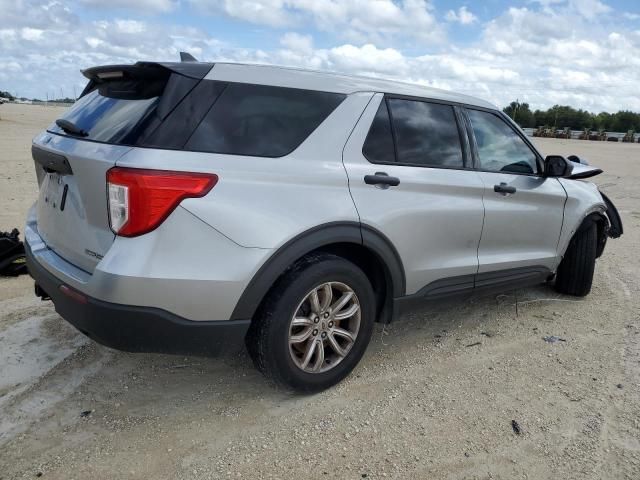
49 89 159 145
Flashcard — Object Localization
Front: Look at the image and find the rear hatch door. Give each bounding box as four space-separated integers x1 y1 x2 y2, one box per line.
33 62 210 273
33 138 130 272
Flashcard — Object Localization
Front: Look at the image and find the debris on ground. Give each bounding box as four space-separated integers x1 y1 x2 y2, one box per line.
80 410 92 418
0 228 28 276
465 342 482 347
511 420 522 435
543 336 567 343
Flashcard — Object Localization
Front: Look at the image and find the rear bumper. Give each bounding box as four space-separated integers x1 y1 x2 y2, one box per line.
26 243 251 356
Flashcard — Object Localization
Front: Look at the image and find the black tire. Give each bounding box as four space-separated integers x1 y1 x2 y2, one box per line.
246 253 376 392
555 222 597 296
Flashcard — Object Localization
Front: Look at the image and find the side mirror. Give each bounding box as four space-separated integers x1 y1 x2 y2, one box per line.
567 154 589 166
544 155 574 177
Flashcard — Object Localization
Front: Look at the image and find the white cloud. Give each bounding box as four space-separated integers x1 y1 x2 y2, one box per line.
0 0 77 29
623 12 640 20
200 0 296 28
568 0 610 20
280 32 314 54
21 28 45 41
1 0 639 113
445 6 478 25
328 44 408 75
191 0 445 44
78 0 178 13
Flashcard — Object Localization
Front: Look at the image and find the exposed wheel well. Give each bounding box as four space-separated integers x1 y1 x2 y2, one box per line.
230 222 403 324
313 243 393 323
577 213 608 258
248 243 394 326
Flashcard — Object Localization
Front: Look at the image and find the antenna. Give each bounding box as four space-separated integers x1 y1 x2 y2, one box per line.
180 52 198 62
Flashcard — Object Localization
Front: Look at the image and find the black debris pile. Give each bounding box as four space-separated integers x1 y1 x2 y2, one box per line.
511 420 522 435
543 335 567 344
0 229 28 277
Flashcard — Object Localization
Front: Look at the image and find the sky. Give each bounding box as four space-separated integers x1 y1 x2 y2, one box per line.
0 0 638 112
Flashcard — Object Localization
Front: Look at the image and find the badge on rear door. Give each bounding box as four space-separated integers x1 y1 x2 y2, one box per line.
84 249 104 260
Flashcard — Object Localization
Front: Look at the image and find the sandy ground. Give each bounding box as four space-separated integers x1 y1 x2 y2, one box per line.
0 103 639 479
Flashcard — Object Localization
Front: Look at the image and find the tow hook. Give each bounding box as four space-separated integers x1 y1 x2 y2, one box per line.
35 283 51 301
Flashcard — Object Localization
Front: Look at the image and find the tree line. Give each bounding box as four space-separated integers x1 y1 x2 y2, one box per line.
0 90 74 103
503 101 640 133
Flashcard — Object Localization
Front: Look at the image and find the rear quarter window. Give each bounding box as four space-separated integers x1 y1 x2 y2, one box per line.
184 84 346 157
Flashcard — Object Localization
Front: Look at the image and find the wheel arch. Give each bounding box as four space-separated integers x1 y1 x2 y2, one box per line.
584 212 608 258
230 222 405 324
563 211 608 260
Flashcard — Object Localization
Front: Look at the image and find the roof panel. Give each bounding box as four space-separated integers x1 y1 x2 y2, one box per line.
205 62 496 109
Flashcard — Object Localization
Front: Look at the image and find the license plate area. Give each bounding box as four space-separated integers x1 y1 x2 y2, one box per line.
43 173 68 211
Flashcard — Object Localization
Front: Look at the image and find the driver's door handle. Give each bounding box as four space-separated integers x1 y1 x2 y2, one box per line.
494 182 516 195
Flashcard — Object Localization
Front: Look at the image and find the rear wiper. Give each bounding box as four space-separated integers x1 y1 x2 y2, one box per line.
55 119 88 137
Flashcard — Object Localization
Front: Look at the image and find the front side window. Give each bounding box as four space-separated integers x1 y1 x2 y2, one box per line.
185 84 345 157
387 98 464 168
467 109 539 174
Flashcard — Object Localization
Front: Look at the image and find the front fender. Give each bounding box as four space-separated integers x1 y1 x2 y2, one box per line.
557 179 606 258
600 190 623 238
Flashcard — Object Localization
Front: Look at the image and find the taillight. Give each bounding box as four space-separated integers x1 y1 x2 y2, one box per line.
106 167 218 237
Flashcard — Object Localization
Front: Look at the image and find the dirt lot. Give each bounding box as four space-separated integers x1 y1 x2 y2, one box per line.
1 103 639 479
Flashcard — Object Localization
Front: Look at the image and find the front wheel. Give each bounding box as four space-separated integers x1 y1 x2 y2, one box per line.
555 222 597 296
246 254 376 392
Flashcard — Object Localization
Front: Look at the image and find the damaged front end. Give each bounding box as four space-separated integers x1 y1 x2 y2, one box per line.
592 190 623 259
561 155 623 239
600 190 623 239
551 155 624 258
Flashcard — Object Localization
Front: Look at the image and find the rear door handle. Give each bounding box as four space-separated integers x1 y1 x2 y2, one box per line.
494 182 516 195
364 172 400 188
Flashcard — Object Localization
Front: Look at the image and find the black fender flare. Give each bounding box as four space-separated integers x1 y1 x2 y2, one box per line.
229 222 405 321
574 212 608 259
599 190 623 238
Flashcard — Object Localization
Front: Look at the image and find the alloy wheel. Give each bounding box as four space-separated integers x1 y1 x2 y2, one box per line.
288 281 361 373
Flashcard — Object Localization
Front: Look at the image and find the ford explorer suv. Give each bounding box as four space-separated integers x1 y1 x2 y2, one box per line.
25 58 622 392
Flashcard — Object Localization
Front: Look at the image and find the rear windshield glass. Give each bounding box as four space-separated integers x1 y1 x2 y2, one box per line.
50 90 159 145
184 84 346 157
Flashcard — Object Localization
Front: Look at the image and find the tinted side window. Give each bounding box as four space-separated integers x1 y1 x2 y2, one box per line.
388 99 463 168
467 109 538 174
363 99 395 163
185 84 345 157
141 80 226 149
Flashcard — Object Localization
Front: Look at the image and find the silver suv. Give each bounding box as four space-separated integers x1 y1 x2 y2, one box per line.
26 59 622 392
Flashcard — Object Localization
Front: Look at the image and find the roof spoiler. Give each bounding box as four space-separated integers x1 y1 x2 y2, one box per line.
79 60 213 98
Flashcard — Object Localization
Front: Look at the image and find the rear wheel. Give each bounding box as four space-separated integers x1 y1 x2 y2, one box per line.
246 253 375 392
555 222 597 296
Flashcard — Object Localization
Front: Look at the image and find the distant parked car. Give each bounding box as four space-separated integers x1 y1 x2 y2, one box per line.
25 59 623 392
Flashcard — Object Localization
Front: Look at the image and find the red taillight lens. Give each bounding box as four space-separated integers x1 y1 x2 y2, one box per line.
106 167 218 237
